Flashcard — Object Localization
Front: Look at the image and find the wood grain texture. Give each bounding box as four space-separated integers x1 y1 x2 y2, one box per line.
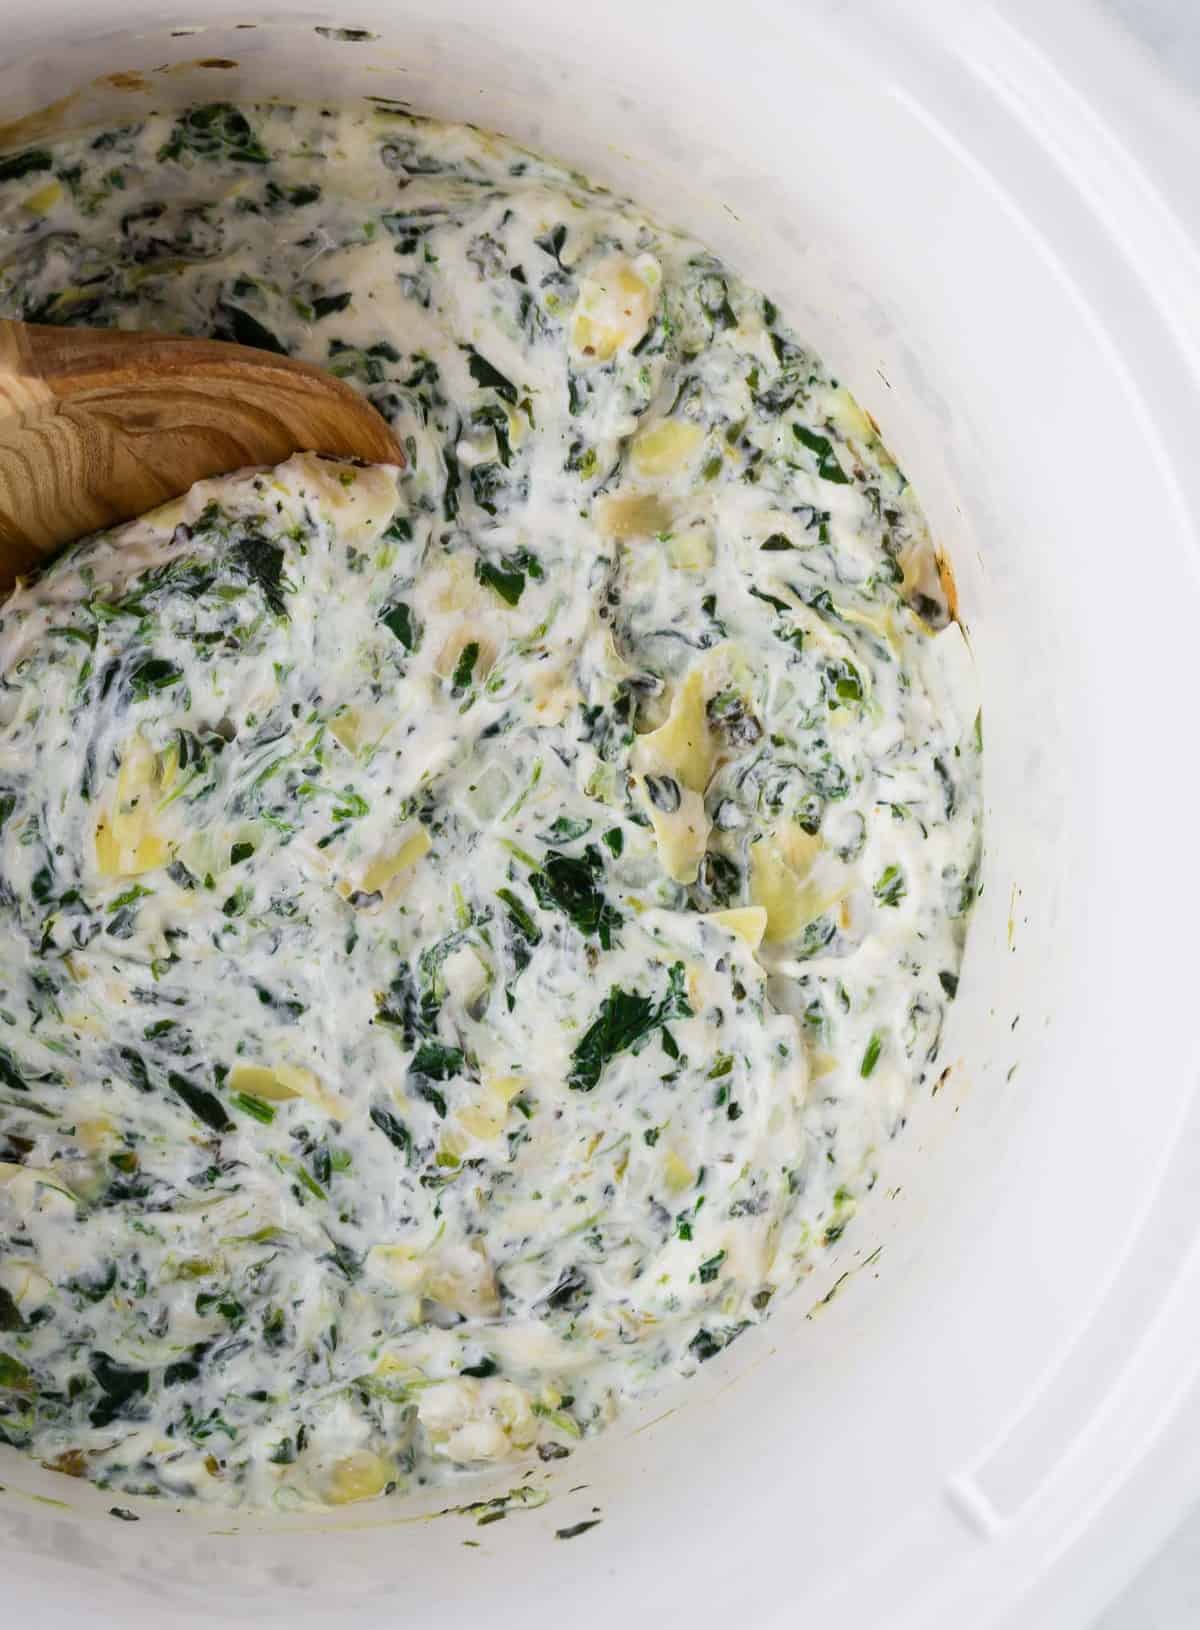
0 319 405 586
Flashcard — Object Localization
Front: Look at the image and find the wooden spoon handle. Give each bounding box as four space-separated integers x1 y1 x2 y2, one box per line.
0 319 404 583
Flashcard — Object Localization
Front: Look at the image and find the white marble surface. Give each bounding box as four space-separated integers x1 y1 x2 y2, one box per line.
1088 8 1200 1627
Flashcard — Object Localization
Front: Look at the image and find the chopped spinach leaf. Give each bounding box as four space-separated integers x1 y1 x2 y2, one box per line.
476 557 526 606
129 658 183 699
451 641 479 695
569 962 692 1091
89 1352 149 1428
463 345 517 404
530 847 621 948
311 291 353 319
792 423 850 484
232 534 288 616
167 1072 233 1134
380 601 418 650
369 1104 413 1163
214 303 287 355
0 149 52 184
159 103 270 166
411 1040 464 1082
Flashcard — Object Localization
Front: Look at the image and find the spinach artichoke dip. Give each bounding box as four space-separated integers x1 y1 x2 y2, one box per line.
0 103 981 1510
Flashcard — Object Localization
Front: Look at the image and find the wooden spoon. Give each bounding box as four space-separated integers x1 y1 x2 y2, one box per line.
0 319 405 588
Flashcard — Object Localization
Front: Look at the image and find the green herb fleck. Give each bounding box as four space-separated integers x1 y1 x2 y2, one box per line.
873 866 906 908
232 1092 275 1124
860 1032 883 1078
698 1250 727 1284
451 641 480 695
497 887 542 945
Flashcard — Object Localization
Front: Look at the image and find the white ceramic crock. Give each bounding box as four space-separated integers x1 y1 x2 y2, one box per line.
3 2 1200 1625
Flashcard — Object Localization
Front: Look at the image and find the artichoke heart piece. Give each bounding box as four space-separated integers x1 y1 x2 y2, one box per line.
360 827 432 895
593 490 675 541
228 1061 347 1117
454 1073 523 1143
95 733 172 877
297 455 401 546
749 826 846 945
570 253 659 363
703 906 768 950
632 647 744 884
329 708 363 753
425 1238 501 1318
325 1449 391 1505
631 419 705 479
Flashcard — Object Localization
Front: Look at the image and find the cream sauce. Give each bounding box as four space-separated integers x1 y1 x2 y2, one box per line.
0 102 980 1508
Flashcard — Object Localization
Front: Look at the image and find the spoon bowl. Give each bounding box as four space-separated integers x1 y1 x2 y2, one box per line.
0 319 404 587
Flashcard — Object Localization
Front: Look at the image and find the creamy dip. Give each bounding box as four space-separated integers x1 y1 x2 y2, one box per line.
0 103 981 1509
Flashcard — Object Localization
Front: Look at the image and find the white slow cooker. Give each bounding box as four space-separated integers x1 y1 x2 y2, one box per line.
4 2 1200 1625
